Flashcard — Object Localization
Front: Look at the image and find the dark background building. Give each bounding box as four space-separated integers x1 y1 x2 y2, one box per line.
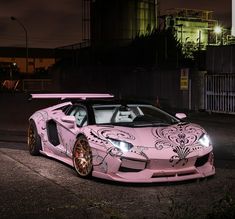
90 0 157 47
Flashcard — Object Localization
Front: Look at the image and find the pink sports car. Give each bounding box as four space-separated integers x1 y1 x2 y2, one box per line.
28 93 215 183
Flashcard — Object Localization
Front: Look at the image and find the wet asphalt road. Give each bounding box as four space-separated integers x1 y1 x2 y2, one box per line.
0 93 235 218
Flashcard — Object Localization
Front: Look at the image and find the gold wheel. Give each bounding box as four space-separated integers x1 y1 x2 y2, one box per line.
28 120 41 155
73 136 93 177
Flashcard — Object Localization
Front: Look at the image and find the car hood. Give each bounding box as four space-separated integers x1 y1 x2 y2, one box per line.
86 123 208 157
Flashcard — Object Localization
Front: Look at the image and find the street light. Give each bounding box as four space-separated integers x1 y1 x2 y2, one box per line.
214 25 222 45
214 25 222 34
10 16 28 74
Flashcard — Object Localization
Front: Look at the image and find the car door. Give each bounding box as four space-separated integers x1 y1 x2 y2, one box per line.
56 105 88 158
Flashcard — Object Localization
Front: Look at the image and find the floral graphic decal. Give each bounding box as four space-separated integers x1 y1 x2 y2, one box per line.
152 124 203 166
88 128 135 146
87 128 148 172
97 128 135 141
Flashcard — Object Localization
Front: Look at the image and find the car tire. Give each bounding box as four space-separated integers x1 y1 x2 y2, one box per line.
28 120 42 155
73 135 93 178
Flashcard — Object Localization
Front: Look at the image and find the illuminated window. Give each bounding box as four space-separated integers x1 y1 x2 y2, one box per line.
137 1 154 35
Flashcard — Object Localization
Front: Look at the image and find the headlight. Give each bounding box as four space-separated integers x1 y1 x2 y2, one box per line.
108 138 133 152
199 134 211 147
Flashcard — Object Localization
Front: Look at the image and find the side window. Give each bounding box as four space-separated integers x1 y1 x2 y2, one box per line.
69 106 88 127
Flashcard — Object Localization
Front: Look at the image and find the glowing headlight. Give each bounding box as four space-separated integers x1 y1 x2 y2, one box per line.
108 138 133 152
199 134 211 147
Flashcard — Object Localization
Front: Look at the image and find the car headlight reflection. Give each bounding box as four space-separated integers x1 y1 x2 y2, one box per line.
199 134 211 147
108 138 133 152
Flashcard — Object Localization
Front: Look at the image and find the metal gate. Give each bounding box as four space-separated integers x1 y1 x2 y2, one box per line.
205 74 235 114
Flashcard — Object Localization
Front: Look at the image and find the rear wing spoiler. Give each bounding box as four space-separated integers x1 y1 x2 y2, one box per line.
30 93 114 100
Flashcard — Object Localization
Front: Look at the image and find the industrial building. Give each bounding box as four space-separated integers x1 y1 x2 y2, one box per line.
161 8 221 58
84 0 158 47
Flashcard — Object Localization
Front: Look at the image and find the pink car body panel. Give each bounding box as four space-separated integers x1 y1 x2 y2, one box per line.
29 95 215 183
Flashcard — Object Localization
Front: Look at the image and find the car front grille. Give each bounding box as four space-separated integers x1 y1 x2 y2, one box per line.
118 166 143 172
195 153 210 167
118 158 146 172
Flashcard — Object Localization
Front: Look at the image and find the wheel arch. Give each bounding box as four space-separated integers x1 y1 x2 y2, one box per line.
76 133 87 140
73 134 93 178
74 133 91 153
28 117 41 135
29 114 42 133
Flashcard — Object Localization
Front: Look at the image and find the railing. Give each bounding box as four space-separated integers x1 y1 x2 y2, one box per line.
205 74 235 114
22 79 52 92
1 80 19 90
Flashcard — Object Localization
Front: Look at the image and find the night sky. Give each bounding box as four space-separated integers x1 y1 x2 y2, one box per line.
0 0 231 48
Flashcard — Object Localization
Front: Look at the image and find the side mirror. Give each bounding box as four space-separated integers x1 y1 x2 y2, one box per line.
175 113 187 120
61 116 76 129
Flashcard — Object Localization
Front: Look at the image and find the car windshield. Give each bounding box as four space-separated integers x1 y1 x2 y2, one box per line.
92 104 180 127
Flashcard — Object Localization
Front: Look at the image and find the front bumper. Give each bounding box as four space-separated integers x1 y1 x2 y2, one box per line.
92 152 215 183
